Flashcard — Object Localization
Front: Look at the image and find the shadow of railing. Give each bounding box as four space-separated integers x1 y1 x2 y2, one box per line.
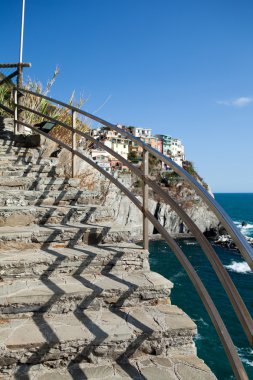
2 139 172 379
13 232 153 379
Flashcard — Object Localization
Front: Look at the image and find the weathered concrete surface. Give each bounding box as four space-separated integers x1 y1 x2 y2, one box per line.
0 176 80 191
0 271 172 313
0 205 114 227
0 189 100 207
5 355 216 379
0 305 196 368
0 223 134 248
0 243 150 278
0 123 217 379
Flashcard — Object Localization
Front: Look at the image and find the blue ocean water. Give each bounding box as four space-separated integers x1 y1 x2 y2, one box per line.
149 193 253 380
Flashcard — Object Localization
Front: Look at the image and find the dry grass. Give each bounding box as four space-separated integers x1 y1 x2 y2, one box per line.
0 67 90 144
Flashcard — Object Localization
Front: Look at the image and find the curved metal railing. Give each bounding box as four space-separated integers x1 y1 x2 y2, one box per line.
0 86 252 380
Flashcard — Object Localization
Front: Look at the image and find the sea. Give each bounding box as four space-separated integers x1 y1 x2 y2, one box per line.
149 193 253 380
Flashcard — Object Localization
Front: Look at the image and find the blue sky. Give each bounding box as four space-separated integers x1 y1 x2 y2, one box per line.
1 0 253 192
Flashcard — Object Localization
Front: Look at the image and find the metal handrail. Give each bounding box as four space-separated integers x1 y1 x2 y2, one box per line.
0 63 31 88
0 87 251 379
13 87 253 271
15 117 249 380
16 101 253 347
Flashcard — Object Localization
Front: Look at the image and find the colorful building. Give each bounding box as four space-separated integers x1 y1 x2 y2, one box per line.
90 126 130 161
155 134 185 166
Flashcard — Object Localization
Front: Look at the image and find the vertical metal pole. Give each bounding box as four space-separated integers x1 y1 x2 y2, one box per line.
17 0 25 133
17 68 23 133
19 0 25 64
142 148 149 250
14 89 18 135
72 110 76 178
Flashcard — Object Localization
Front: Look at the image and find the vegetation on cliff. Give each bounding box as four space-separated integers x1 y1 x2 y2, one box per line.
0 68 89 145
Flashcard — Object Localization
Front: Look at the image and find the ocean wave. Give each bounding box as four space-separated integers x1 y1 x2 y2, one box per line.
169 271 185 282
183 241 197 246
238 348 253 367
194 333 203 341
225 261 251 274
193 317 209 327
234 221 253 236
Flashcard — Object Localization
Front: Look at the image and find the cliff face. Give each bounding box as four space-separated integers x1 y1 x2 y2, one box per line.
104 182 219 239
38 143 220 240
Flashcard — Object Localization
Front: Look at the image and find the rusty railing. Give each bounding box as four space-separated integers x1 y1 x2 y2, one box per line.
0 85 252 380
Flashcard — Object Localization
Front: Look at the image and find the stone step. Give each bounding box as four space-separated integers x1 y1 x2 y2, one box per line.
0 139 16 146
0 223 134 248
0 189 100 207
0 163 56 171
0 205 113 227
0 166 63 178
0 146 36 154
0 304 196 369
0 153 36 161
0 271 172 314
0 157 58 166
8 355 216 380
0 164 59 176
0 243 149 279
0 170 60 179
0 176 80 191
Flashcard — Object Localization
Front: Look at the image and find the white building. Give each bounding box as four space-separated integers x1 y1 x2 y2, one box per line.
90 126 129 160
127 126 152 138
168 138 185 166
104 138 129 160
91 149 112 172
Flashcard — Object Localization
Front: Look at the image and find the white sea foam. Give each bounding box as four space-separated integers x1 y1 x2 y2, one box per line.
169 271 185 282
225 261 251 274
193 317 209 327
194 333 203 341
240 222 253 228
184 241 197 246
233 221 253 237
241 357 253 367
238 348 253 367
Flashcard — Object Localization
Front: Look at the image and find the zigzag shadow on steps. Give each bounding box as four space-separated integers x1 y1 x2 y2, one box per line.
13 243 152 380
13 242 98 379
67 246 151 380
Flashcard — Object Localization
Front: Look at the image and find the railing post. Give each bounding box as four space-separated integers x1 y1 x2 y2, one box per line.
142 148 149 250
71 110 76 178
13 89 18 135
17 64 23 133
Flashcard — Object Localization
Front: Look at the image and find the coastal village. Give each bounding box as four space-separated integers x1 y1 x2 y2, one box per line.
89 125 185 173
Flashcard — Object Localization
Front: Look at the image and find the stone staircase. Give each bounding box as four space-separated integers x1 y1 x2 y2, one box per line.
0 139 216 379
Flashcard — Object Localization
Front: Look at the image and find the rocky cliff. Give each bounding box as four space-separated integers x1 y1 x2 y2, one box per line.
54 147 220 240
103 178 219 239
10 128 220 241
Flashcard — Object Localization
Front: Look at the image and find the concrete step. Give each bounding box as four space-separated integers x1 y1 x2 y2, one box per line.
0 222 133 247
0 304 196 368
8 355 216 380
0 146 37 154
0 157 58 166
0 189 100 207
0 170 55 178
0 166 63 178
0 162 62 176
0 151 34 158
0 176 80 191
0 139 17 147
0 205 113 227
0 243 149 279
0 271 172 314
0 163 55 170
